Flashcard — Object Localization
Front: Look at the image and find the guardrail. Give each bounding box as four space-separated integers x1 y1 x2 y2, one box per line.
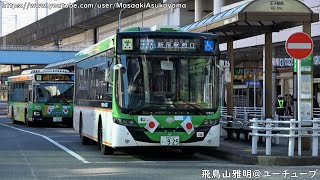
220 107 320 144
314 108 320 117
250 118 320 157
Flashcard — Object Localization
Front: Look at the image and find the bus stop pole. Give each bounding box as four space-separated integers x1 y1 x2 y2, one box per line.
297 59 302 156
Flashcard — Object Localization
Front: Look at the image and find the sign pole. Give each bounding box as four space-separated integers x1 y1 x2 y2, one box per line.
297 59 302 156
285 32 313 156
254 72 256 108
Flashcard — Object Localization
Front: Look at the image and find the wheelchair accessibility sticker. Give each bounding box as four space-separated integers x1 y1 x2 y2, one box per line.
204 40 214 52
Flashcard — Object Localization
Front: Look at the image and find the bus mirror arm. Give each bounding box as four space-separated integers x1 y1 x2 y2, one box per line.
113 64 126 73
113 63 123 70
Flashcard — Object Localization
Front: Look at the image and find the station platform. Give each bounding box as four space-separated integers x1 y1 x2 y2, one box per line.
202 135 320 166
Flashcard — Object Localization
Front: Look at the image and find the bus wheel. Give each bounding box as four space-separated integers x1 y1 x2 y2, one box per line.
11 108 16 124
79 117 91 145
98 122 114 155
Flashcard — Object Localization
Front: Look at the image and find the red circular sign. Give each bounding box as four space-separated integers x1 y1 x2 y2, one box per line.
186 122 193 129
285 32 313 60
149 122 155 129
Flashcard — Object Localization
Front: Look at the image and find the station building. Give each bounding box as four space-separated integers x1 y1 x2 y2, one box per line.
1 0 320 107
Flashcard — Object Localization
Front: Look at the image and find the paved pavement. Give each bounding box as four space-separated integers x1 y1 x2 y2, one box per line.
201 130 320 166
1 116 320 180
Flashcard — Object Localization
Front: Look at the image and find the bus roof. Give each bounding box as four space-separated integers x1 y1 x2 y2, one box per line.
7 74 32 82
21 69 70 75
8 69 73 83
75 35 115 62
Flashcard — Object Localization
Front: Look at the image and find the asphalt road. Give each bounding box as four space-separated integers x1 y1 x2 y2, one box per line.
1 116 320 180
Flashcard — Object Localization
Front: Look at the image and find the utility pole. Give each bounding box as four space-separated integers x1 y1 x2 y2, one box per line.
35 0 38 21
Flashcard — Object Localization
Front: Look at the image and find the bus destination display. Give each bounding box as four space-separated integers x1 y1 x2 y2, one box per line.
35 74 74 81
140 38 198 52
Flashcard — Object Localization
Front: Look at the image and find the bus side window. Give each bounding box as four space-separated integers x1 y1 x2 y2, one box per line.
29 90 32 102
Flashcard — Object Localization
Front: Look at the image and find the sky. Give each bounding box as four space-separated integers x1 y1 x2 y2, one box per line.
1 0 77 36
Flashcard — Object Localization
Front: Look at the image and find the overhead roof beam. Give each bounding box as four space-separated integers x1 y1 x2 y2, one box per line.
216 25 278 33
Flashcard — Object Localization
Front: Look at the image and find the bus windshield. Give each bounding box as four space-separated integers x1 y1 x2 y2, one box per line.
34 83 74 103
116 55 218 114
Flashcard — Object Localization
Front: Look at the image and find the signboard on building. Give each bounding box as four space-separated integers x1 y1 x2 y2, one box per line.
273 55 320 67
233 68 262 80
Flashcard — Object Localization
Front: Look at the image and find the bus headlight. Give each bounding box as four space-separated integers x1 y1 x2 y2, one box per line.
200 119 219 127
113 118 138 127
33 111 41 116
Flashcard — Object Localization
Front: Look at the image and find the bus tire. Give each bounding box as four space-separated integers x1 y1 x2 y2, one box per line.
11 108 17 124
98 121 114 155
79 117 91 145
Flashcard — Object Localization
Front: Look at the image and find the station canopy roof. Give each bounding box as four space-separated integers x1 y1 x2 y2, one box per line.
182 0 319 43
45 58 75 69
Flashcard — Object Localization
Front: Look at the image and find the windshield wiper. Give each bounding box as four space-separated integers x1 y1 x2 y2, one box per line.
129 105 157 115
178 100 207 115
129 102 174 115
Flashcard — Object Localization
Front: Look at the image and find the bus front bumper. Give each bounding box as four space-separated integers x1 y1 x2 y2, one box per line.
31 116 73 124
110 123 220 148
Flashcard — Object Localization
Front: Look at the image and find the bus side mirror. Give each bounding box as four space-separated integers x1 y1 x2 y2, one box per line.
113 64 123 70
113 64 126 73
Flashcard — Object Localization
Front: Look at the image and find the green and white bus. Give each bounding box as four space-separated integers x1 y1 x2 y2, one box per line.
8 69 74 127
74 26 220 154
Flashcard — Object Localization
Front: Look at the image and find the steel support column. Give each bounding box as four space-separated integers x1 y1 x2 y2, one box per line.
195 0 203 22
303 21 312 116
227 40 234 116
263 32 273 118
272 61 278 116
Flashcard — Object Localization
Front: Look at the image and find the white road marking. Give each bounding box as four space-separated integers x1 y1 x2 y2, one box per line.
56 141 80 143
287 43 311 49
0 122 90 164
93 161 215 164
15 139 37 179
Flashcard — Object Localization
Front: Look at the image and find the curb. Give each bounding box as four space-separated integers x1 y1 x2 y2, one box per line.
202 148 320 166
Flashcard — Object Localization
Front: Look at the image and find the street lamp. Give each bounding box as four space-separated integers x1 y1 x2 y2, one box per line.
118 8 125 32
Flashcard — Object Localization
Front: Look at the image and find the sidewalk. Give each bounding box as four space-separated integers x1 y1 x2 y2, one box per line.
202 135 320 166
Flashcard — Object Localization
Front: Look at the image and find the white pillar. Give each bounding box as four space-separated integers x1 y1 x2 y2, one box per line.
312 119 319 157
214 0 224 15
35 0 39 21
252 118 258 155
288 119 295 156
0 1 2 37
195 0 203 22
265 118 272 155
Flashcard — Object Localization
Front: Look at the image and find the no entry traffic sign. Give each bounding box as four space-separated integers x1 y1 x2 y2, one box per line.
285 32 313 60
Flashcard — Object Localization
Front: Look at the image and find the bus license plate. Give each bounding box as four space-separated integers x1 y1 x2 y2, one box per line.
53 117 62 122
160 136 179 146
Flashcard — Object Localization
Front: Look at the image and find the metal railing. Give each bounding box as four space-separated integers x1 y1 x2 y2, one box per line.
220 106 264 121
250 118 320 157
314 108 320 117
